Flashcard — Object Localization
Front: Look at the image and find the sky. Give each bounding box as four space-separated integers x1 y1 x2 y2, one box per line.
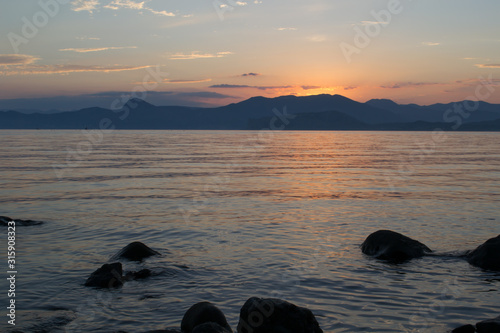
0 0 499 110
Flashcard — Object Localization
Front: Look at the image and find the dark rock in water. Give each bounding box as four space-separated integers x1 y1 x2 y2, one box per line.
112 241 160 261
0 215 44 226
84 262 123 288
237 297 323 333
181 302 232 333
361 230 432 262
143 330 181 333
124 268 152 281
467 235 500 271
476 315 500 333
452 324 476 333
192 322 233 333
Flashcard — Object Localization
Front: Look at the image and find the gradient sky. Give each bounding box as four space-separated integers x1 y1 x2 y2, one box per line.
1 0 499 110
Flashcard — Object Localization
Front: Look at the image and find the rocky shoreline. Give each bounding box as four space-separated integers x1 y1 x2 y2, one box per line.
3 216 499 332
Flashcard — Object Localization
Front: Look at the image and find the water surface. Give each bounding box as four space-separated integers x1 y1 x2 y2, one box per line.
0 130 499 332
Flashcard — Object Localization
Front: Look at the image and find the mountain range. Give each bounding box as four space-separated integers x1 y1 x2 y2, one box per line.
1 94 499 131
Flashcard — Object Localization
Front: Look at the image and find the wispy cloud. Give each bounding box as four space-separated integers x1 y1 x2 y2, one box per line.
71 0 100 13
104 0 144 10
210 84 313 91
163 78 212 84
169 51 233 60
59 46 137 53
277 27 297 31
0 54 39 66
2 64 150 76
475 64 500 68
360 21 389 26
103 0 175 16
240 72 261 77
422 42 441 46
72 0 176 16
76 36 101 40
307 35 327 42
380 82 440 89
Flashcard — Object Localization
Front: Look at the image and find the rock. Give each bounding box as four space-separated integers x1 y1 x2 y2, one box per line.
467 235 500 271
0 215 44 226
361 230 432 262
124 268 152 281
476 315 500 333
236 297 323 333
192 322 232 333
111 241 160 261
181 302 232 333
452 324 476 333
84 262 123 288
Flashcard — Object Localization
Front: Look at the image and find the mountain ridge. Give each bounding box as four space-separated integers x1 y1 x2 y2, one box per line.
1 94 499 131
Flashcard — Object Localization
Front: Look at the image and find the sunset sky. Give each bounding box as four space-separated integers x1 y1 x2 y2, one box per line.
1 0 499 110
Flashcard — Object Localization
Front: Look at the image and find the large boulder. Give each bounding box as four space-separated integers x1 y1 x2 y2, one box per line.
111 241 160 261
236 297 323 333
361 230 432 262
467 235 500 271
1 215 44 226
84 262 124 288
181 302 232 333
452 324 476 333
192 322 233 333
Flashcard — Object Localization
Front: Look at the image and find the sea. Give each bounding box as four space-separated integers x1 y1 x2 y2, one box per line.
0 130 499 333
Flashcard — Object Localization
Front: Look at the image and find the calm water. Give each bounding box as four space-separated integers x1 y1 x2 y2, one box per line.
0 130 499 333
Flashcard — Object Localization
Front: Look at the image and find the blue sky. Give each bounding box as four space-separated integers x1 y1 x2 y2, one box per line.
0 0 499 110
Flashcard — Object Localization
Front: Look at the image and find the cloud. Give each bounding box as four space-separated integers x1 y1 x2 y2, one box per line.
422 42 440 46
301 85 321 90
277 27 297 31
104 0 144 10
148 8 176 17
0 54 39 66
76 36 101 40
2 64 151 76
360 21 389 26
59 46 137 53
72 0 176 16
103 0 175 16
169 51 233 60
475 64 500 68
343 86 357 90
379 82 440 89
210 84 295 91
307 35 327 42
71 0 100 13
240 73 261 77
163 78 212 84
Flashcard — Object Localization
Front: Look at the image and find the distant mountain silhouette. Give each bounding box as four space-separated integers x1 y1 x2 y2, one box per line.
0 94 499 131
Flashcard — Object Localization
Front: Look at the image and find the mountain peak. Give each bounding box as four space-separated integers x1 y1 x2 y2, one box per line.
125 98 155 109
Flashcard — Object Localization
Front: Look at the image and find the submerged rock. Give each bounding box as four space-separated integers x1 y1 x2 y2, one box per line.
124 268 152 281
0 215 44 226
361 230 432 262
111 241 160 261
84 262 123 288
237 297 323 333
476 315 500 333
181 302 232 333
467 235 500 271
